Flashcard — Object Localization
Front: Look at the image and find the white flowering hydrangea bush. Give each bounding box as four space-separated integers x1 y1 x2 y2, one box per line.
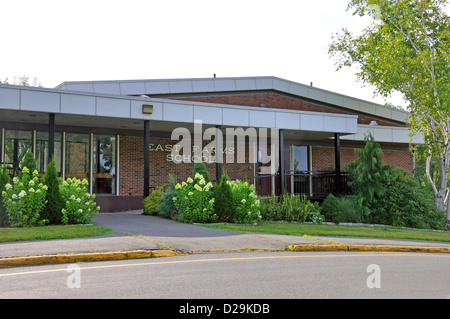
173 172 215 223
59 178 100 225
1 167 48 227
227 179 261 224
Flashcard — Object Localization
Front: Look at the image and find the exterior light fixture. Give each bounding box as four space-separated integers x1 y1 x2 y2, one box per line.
142 104 153 114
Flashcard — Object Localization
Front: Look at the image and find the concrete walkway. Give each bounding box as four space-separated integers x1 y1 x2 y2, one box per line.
0 211 449 268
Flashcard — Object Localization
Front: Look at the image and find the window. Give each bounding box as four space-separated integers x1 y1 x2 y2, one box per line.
35 131 62 175
3 130 32 173
93 135 116 194
292 145 308 172
65 133 90 180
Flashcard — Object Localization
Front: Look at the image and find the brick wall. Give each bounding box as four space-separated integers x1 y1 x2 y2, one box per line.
119 135 255 196
312 146 413 173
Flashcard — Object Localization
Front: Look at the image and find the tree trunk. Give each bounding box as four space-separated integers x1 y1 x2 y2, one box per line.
445 205 450 229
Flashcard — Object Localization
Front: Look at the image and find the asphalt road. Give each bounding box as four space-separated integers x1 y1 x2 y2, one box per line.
0 251 449 300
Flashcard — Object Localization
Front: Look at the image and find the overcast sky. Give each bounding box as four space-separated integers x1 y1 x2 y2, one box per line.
1 0 448 108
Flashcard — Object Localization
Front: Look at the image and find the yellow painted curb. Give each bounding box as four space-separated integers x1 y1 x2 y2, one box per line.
0 249 178 269
288 244 450 254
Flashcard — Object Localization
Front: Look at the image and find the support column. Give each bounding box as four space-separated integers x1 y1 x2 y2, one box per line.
279 129 285 195
334 133 341 194
144 120 150 198
215 125 222 182
48 113 55 163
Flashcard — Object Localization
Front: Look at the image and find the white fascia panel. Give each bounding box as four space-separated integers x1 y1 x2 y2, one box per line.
374 127 393 142
288 83 309 97
193 105 222 125
324 116 347 133
272 78 290 92
169 81 193 94
61 94 96 115
93 83 121 95
275 112 300 130
249 110 275 128
346 117 358 133
96 97 131 118
21 90 60 113
120 82 146 95
213 79 236 91
223 108 248 127
0 87 20 110
145 81 170 94
300 114 324 131
163 103 193 122
235 79 257 91
63 83 94 93
192 80 215 93
255 78 273 90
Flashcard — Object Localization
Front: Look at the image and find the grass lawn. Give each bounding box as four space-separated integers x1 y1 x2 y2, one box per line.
0 224 113 243
202 221 450 243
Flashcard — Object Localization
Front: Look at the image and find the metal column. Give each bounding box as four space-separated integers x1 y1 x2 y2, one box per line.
279 129 285 195
48 113 55 163
334 133 341 194
144 120 150 198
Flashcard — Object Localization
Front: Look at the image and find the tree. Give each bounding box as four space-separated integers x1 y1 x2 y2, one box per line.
213 173 235 222
347 133 389 217
329 0 450 228
42 159 64 224
1 76 42 87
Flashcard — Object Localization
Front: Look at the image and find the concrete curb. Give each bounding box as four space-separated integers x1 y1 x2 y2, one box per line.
1 244 449 269
0 250 178 269
288 244 450 254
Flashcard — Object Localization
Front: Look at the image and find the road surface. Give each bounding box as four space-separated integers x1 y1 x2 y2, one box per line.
0 251 449 300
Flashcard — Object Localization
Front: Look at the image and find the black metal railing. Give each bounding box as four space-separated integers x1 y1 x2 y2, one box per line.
236 170 351 198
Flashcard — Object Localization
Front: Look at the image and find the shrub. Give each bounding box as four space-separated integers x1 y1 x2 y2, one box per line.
213 174 235 222
173 172 215 223
336 195 364 223
143 186 164 216
42 160 64 224
322 193 341 224
60 178 100 225
20 151 37 176
369 165 444 229
192 160 211 183
0 165 10 227
2 167 48 227
260 194 321 223
158 174 178 218
228 179 261 224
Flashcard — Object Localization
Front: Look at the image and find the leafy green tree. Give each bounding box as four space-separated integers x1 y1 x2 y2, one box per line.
329 0 450 228
42 159 64 224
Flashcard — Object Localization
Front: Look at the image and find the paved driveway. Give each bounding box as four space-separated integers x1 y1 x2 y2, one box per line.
93 211 296 253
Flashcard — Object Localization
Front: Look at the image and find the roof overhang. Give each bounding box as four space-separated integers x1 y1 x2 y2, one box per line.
0 83 421 144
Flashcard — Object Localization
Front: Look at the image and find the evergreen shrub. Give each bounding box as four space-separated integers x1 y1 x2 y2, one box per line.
42 159 64 224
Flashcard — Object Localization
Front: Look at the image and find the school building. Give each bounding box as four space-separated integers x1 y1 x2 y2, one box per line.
0 76 421 211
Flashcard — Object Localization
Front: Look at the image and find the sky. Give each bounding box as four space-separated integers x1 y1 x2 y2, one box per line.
1 0 448 108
